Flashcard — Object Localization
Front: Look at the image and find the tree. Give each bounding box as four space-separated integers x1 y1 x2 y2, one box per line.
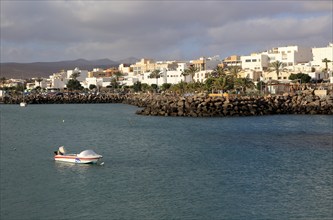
149 69 161 92
161 83 171 91
141 83 152 92
256 81 266 94
322 58 332 73
211 74 234 93
269 60 286 78
149 69 161 83
89 84 97 90
234 77 255 94
227 66 242 78
110 78 119 89
70 72 80 80
36 77 43 87
113 71 124 81
210 66 226 78
289 73 311 83
66 79 83 91
204 78 215 93
182 65 198 82
170 81 187 94
132 81 142 92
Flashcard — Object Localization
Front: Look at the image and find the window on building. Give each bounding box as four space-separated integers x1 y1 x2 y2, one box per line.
252 59 257 62
245 59 251 62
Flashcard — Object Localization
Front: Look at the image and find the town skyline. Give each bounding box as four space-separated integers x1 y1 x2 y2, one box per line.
1 1 332 63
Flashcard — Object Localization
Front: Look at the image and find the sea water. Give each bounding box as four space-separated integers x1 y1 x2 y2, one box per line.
0 104 332 220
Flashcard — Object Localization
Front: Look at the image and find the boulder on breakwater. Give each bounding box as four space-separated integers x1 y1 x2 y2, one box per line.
2 91 332 116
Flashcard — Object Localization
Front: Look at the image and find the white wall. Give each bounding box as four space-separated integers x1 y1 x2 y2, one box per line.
311 43 333 71
241 54 269 71
67 68 88 82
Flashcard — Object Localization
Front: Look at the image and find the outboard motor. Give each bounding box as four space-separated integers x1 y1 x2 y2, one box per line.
57 146 66 155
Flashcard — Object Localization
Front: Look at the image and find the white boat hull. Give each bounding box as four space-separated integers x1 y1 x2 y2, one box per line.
54 154 102 164
20 102 27 107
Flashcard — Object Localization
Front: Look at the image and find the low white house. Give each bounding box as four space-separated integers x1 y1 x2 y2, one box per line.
308 72 327 81
83 77 112 89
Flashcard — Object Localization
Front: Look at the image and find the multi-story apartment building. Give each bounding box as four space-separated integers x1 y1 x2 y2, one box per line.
50 71 68 89
190 56 221 82
241 53 269 71
239 45 313 82
130 58 155 75
190 56 221 71
223 55 242 67
139 62 192 86
262 45 313 69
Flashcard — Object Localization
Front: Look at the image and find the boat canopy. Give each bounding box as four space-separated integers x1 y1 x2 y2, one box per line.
78 150 101 157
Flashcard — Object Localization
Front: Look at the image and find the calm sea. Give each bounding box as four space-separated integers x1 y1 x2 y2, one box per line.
0 104 332 220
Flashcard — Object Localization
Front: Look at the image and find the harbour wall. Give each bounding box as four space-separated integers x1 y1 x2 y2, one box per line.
1 91 333 116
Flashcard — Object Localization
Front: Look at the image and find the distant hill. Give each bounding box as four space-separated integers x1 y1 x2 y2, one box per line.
117 57 139 65
0 58 138 79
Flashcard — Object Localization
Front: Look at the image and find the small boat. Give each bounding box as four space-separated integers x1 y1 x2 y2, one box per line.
54 146 103 164
20 88 27 107
20 102 27 107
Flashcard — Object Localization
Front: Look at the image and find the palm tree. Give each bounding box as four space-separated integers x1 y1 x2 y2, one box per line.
36 77 43 87
269 60 285 78
234 77 255 94
182 65 198 82
70 72 80 80
181 70 190 82
113 71 124 81
212 76 229 93
227 66 242 78
210 66 226 78
322 58 331 73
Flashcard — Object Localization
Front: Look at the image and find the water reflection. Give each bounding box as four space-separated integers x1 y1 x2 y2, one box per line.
54 161 94 176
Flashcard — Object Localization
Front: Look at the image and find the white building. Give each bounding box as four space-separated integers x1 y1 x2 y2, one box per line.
262 45 313 70
241 53 269 71
139 62 192 86
311 43 333 72
50 71 68 89
67 67 88 82
118 64 132 74
190 56 221 72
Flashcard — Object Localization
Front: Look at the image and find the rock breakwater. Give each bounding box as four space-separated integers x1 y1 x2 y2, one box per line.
2 91 332 116
134 92 333 116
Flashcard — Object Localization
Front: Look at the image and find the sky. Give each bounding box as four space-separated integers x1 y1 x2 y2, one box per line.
1 0 332 63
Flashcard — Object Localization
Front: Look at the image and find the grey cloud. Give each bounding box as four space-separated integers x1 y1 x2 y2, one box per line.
1 0 332 62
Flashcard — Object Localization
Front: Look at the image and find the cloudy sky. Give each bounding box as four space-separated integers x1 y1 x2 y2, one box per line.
1 0 332 63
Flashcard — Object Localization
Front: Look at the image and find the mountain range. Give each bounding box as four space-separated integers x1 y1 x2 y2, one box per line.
0 57 138 79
